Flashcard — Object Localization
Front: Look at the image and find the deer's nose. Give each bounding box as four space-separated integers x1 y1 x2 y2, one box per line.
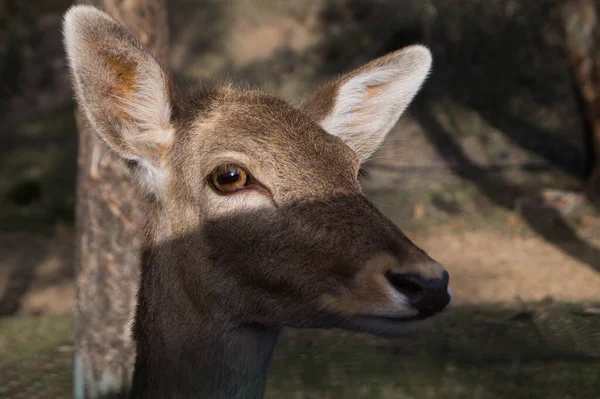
386 270 451 317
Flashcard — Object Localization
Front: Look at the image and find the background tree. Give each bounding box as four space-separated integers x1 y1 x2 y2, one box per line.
72 0 168 397
563 0 600 203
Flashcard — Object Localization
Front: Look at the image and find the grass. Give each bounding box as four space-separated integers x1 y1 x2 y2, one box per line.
268 303 600 398
0 303 599 398
0 316 72 398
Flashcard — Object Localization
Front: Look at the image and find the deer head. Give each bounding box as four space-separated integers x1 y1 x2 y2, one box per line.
64 7 452 393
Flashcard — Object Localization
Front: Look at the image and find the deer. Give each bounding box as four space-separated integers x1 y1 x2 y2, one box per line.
63 5 451 398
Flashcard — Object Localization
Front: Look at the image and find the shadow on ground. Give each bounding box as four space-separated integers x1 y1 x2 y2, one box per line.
1 302 599 398
411 98 600 274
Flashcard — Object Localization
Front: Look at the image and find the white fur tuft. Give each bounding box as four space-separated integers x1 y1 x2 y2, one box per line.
63 6 115 70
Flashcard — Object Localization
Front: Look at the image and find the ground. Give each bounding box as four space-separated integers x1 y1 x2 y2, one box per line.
1 0 600 397
2 303 600 398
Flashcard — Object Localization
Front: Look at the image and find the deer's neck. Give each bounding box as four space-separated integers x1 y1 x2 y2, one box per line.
130 231 280 398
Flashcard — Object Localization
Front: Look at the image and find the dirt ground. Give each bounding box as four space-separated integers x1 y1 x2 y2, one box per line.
421 225 600 304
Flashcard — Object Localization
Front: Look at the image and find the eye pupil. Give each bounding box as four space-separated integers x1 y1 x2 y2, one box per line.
217 170 240 185
210 165 249 192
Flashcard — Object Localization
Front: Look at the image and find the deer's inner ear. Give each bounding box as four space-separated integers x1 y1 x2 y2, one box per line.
301 46 432 163
100 50 138 112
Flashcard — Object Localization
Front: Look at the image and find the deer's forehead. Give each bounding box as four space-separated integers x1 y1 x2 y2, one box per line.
187 95 360 172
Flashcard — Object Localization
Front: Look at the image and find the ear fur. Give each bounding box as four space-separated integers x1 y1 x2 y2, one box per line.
301 46 432 162
63 5 174 194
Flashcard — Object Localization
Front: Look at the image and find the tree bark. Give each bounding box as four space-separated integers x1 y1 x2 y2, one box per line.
73 1 168 397
563 0 600 203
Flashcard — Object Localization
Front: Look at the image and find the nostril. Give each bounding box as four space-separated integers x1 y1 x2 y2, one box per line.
386 271 451 317
386 272 425 298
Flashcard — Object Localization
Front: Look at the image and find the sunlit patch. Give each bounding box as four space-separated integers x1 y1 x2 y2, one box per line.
206 189 273 218
321 253 414 317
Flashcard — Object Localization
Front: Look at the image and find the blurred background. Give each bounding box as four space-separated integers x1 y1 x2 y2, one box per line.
1 0 600 397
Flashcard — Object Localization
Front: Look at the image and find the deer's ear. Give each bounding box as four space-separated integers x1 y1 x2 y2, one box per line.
63 5 174 192
301 46 432 162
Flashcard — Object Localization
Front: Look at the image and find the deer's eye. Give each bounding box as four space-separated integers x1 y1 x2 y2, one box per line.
210 165 249 193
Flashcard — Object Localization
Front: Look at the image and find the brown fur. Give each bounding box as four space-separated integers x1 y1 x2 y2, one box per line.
101 50 137 96
300 80 339 122
63 5 449 398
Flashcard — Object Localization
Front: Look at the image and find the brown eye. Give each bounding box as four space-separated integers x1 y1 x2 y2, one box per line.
210 165 249 193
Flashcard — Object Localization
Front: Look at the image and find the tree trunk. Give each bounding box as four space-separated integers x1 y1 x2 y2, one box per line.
73 1 168 397
563 0 600 203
